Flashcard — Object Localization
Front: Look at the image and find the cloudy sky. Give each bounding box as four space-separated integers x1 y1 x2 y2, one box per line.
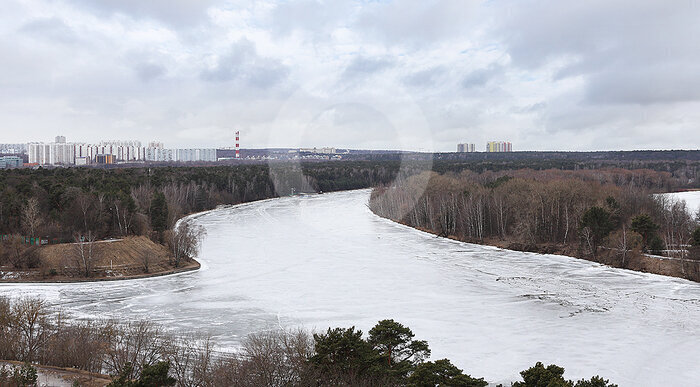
1 0 698 151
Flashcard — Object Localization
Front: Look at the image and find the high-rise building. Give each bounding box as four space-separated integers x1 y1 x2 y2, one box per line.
145 147 175 162
486 141 513 152
176 149 217 162
457 143 476 152
28 138 75 165
28 136 219 165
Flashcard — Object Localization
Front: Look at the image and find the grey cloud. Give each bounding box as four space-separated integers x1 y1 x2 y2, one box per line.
134 63 166 82
342 56 395 80
497 0 700 105
269 0 355 37
403 66 447 88
201 39 289 89
2 0 699 151
584 64 700 105
63 0 218 27
19 17 78 44
461 64 503 88
304 103 398 148
357 0 480 47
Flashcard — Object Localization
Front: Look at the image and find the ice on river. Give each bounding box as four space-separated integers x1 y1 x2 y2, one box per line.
2 190 699 386
663 190 700 216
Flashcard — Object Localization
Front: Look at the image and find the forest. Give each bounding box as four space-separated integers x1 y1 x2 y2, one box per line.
369 168 700 281
0 162 414 276
0 296 617 387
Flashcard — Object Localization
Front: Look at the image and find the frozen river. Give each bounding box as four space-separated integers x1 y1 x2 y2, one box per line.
664 190 700 215
2 189 699 386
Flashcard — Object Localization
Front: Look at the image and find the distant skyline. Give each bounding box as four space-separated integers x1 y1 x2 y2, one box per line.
1 1 699 151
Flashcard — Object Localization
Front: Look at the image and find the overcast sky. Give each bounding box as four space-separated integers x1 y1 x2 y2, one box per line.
1 0 698 151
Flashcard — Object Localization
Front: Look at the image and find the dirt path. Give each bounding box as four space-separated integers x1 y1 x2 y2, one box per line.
1 361 111 387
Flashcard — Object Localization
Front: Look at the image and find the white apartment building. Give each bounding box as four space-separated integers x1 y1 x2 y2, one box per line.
176 149 217 162
28 136 217 165
28 142 75 165
457 143 476 152
145 147 176 162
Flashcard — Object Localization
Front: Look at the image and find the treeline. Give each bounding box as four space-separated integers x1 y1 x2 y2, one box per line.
0 296 616 387
431 158 700 189
0 160 692 243
0 162 411 237
370 168 700 281
0 162 414 274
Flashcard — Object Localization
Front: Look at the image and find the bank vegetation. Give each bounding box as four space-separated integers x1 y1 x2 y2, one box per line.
370 168 700 282
0 162 406 281
0 296 616 387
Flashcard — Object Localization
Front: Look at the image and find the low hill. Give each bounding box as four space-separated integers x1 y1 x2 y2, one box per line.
1 236 199 282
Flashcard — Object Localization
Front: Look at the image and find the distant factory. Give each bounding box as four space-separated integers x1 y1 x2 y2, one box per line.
0 156 22 169
299 147 336 155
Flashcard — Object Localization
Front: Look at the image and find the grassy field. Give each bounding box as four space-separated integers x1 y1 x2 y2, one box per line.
0 236 199 282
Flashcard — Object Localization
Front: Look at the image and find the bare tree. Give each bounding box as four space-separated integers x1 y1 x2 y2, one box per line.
76 191 95 234
21 197 42 237
164 221 206 268
13 297 51 362
131 183 154 214
609 225 641 268
162 334 215 387
102 320 164 380
6 234 28 269
138 245 152 273
73 231 99 277
113 199 134 237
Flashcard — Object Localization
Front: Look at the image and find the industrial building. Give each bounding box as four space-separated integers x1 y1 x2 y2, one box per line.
457 143 476 152
0 156 22 169
299 147 336 154
95 154 114 164
486 141 513 152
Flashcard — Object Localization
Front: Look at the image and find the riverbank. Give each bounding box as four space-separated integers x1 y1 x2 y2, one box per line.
368 170 700 283
0 360 110 387
0 236 200 283
390 220 700 282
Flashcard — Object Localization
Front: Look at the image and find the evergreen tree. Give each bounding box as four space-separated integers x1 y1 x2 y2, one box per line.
580 206 614 255
573 375 618 387
630 214 659 251
408 359 487 387
310 326 375 379
150 192 168 233
513 362 572 387
691 226 700 246
368 319 430 379
107 361 176 387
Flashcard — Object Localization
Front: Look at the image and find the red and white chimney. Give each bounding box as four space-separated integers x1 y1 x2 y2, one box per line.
235 131 240 159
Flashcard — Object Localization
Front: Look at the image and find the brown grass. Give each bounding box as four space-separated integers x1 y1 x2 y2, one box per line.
1 236 199 282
